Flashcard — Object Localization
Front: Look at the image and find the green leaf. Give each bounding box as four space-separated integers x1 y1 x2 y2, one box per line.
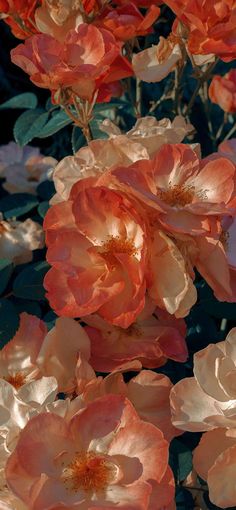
93 101 127 113
14 110 49 146
0 193 39 219
38 201 50 219
170 439 193 482
13 261 50 301
0 299 19 347
0 259 14 295
10 297 42 317
90 116 109 140
0 93 38 110
71 126 86 154
38 109 72 138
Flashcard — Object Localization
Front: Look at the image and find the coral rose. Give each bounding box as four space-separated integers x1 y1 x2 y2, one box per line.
11 23 133 103
110 143 236 235
132 35 182 83
44 186 147 327
209 70 236 113
165 0 236 62
95 3 160 42
0 0 39 38
219 138 236 164
6 395 172 510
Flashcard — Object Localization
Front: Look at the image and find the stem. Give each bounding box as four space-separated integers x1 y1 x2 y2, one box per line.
135 77 142 118
223 122 236 141
185 58 219 116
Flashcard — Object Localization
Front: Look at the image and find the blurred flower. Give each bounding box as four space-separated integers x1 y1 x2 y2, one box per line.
0 142 57 194
0 216 44 264
132 34 182 82
11 23 133 103
209 70 236 113
218 138 236 164
165 0 236 62
6 395 173 510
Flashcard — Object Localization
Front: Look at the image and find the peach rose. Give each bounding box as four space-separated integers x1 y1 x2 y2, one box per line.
0 216 44 264
193 428 236 508
171 327 236 432
132 35 182 83
209 70 236 113
6 395 172 510
0 142 57 194
11 24 133 103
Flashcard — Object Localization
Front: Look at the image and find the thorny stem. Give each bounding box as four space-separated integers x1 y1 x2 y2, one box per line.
185 57 219 116
135 78 142 118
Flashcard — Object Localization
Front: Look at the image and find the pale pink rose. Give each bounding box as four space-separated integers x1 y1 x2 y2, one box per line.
171 328 236 431
6 395 171 510
50 135 149 204
132 35 182 82
101 116 193 158
218 138 236 165
37 316 91 393
0 142 57 194
0 216 44 264
0 312 46 390
84 306 187 371
193 428 236 508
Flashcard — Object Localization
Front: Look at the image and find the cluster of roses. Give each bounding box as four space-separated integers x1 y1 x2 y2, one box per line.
0 0 235 110
1 0 236 509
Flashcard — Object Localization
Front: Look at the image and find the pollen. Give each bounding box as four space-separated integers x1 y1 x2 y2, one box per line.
156 183 207 207
100 235 137 267
4 373 26 390
62 451 116 493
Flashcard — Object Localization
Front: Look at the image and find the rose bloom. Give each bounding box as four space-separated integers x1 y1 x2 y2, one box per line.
0 0 39 38
132 34 182 83
164 0 236 61
44 186 148 327
0 142 57 194
50 115 192 205
77 365 183 442
95 2 160 42
109 143 236 235
11 23 133 103
0 216 44 264
84 306 187 371
6 394 175 510
209 70 236 113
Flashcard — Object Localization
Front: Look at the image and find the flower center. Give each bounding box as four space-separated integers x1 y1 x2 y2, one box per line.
156 183 206 207
100 235 137 267
4 373 26 389
62 451 116 493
